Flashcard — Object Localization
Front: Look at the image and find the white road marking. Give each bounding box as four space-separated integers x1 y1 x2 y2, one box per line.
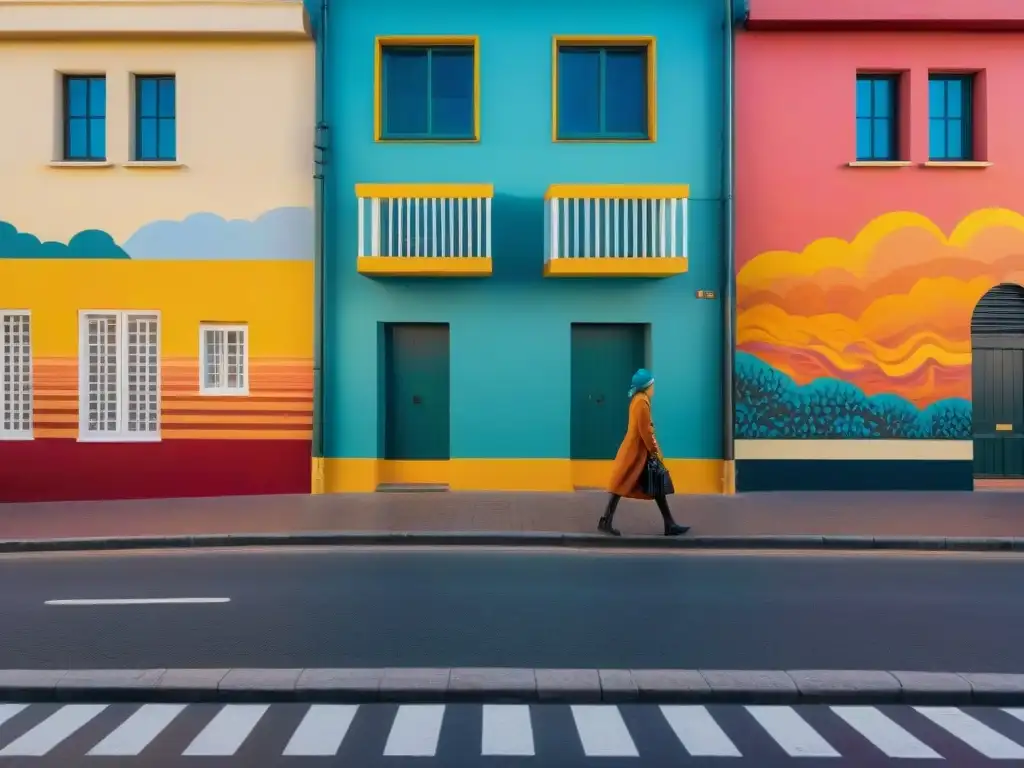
182 704 268 756
832 705 940 759
660 705 742 757
746 705 840 757
45 598 230 605
283 705 358 756
383 704 445 757
482 704 534 756
916 707 1024 759
570 704 639 757
0 704 107 756
0 704 27 729
87 704 186 756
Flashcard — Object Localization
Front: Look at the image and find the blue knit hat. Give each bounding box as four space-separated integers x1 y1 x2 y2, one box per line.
627 368 654 398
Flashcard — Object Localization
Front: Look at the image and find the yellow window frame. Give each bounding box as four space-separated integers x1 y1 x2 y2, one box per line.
374 35 481 143
551 35 657 143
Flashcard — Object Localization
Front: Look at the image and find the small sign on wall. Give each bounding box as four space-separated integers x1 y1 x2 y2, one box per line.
695 290 717 299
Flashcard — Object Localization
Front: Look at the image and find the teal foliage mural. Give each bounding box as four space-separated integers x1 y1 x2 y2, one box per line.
735 351 972 440
0 221 129 259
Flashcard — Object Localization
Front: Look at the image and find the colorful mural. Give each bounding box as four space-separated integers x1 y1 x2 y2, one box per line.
735 208 1024 439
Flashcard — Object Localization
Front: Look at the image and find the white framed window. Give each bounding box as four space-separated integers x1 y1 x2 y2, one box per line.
1 310 32 440
78 311 160 442
200 323 248 395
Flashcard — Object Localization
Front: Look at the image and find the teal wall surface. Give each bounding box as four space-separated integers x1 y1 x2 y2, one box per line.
321 0 727 460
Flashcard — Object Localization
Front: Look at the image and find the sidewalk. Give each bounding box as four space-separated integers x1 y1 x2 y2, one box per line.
1 490 1023 542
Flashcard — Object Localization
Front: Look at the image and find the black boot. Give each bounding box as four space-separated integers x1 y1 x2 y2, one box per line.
598 494 621 536
655 494 689 536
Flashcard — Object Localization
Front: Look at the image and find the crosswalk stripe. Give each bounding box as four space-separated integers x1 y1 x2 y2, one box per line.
746 705 840 757
831 706 941 759
87 704 186 756
0 704 107 757
915 707 1024 759
383 704 445 757
181 704 269 757
282 704 358 756
660 705 742 757
0 704 27 729
482 704 534 756
570 705 639 757
1001 708 1024 726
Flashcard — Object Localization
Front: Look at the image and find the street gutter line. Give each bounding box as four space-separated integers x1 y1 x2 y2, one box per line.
44 598 230 606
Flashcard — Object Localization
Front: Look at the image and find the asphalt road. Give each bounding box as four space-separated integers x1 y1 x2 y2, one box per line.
2 702 1022 766
1 547 1023 671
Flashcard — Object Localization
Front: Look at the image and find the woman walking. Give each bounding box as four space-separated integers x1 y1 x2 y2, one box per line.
598 368 689 537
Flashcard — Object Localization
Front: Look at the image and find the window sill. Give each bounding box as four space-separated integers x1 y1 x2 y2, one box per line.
0 433 33 442
199 389 250 397
921 161 992 168
847 161 912 167
555 137 653 144
77 434 162 444
123 161 186 169
376 137 479 144
48 161 114 169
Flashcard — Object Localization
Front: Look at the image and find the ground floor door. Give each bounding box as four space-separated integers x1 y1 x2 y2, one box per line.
570 323 647 459
384 323 450 460
973 340 1024 478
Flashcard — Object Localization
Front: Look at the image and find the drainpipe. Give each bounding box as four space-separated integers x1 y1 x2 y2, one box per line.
721 0 737 492
311 0 329 492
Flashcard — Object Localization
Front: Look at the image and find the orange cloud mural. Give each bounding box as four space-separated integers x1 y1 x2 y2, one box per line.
736 208 1024 439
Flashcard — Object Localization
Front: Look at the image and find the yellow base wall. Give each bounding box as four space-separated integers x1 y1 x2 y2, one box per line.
318 458 726 493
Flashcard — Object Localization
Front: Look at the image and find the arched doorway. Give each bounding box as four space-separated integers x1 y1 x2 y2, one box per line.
972 283 1024 479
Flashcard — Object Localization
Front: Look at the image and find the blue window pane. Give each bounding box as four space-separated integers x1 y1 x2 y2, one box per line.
604 49 647 135
873 119 891 159
139 117 157 159
67 118 88 158
872 78 891 118
947 118 963 159
139 78 158 118
855 79 872 118
67 78 88 118
158 79 175 117
158 118 176 159
88 118 105 159
89 78 105 117
559 48 601 136
384 49 429 135
431 49 473 136
947 79 962 118
929 118 946 158
929 79 945 118
856 117 872 159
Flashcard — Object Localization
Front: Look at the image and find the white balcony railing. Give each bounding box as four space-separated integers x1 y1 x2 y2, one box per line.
544 184 689 263
355 184 493 261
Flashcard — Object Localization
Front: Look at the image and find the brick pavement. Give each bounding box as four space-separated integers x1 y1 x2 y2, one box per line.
1 489 1023 541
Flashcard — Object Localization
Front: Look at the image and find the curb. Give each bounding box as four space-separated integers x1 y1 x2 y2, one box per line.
1 668 1024 706
2 531 1024 555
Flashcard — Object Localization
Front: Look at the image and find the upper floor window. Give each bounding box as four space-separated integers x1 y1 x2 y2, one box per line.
64 75 106 161
377 37 478 141
136 75 177 161
855 74 898 161
929 74 974 161
1 311 32 440
554 38 655 141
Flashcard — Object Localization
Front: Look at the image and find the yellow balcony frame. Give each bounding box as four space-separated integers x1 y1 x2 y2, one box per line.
355 183 494 277
543 184 689 277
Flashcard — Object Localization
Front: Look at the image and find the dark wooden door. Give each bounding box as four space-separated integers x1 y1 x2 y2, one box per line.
384 323 451 460
972 338 1024 478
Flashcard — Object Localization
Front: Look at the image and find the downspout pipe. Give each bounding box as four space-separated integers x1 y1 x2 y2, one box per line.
722 0 737 491
311 0 329 491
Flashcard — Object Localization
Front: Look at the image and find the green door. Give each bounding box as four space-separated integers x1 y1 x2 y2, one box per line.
973 338 1024 477
570 323 646 459
384 324 451 460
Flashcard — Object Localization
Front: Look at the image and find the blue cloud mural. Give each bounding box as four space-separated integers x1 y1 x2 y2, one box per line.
122 207 313 260
0 221 129 259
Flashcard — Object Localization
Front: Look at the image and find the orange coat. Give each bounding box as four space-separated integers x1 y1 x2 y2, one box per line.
607 393 661 499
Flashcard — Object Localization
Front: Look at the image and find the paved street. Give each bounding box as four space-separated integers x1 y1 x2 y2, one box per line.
1 547 1024 670
3 701 1024 765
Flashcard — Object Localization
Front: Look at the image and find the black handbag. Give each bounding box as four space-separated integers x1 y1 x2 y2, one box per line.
641 455 675 497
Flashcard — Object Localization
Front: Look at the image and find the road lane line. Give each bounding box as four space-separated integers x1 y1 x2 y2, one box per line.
0 704 27 729
570 705 639 757
831 706 940 759
45 598 230 605
383 705 445 757
283 705 358 756
182 704 268 756
0 704 107 756
482 704 534 756
660 705 741 757
87 704 186 756
915 707 1024 759
746 705 840 757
